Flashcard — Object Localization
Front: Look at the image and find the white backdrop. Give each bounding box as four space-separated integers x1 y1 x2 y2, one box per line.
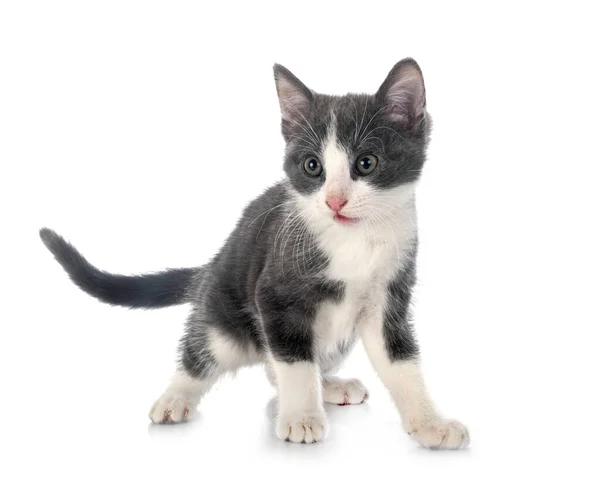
1 1 599 480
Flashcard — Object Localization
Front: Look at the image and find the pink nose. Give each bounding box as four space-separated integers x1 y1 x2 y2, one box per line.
326 198 348 213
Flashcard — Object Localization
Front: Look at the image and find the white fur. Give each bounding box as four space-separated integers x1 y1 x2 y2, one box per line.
271 360 328 443
312 285 359 362
208 327 262 371
322 376 368 405
321 124 351 201
149 370 214 424
359 312 470 449
318 184 416 283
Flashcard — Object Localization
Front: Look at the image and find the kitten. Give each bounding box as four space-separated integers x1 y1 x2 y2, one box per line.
40 58 469 448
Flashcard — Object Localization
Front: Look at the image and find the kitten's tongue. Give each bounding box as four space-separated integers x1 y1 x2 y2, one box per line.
334 213 358 225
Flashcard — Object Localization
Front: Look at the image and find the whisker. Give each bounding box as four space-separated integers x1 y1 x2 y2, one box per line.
357 105 388 145
247 202 290 229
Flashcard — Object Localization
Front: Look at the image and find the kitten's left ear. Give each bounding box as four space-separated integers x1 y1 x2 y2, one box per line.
273 64 314 125
376 58 426 131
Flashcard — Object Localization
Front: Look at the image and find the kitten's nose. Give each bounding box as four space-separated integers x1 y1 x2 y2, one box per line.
326 198 348 213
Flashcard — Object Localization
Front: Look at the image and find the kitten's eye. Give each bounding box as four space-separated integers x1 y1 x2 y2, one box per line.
356 154 378 176
303 157 323 177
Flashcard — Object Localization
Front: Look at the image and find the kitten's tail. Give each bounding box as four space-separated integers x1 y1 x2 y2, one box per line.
39 228 202 309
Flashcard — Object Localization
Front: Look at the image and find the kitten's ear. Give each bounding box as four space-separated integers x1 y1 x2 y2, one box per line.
273 64 313 125
376 58 426 131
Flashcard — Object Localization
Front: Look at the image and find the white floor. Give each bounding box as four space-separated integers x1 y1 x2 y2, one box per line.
5 294 597 482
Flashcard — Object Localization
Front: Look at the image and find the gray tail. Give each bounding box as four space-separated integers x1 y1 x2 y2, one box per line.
39 228 201 309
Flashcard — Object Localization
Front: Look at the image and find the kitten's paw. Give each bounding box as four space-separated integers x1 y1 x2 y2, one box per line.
322 377 369 405
149 393 197 424
276 411 329 443
408 418 470 450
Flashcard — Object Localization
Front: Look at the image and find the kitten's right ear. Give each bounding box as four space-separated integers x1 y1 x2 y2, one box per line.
376 58 426 132
273 64 313 125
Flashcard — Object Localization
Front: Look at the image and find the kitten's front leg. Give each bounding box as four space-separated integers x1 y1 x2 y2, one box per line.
271 360 328 443
359 280 470 449
257 280 328 444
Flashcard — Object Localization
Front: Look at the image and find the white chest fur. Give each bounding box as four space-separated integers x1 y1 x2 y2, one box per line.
313 201 417 358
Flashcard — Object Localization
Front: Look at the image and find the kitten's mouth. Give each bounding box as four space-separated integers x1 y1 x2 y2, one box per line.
334 213 358 225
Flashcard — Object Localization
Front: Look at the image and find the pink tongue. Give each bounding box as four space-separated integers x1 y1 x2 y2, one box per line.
335 214 356 223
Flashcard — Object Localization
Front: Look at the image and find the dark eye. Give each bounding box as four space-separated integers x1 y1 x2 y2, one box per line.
303 157 323 177
355 154 378 176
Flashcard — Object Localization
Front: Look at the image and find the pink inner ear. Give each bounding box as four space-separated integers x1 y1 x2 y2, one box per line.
385 69 425 127
390 103 410 118
277 77 310 122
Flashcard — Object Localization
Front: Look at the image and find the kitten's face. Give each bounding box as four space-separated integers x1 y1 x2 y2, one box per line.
274 60 430 230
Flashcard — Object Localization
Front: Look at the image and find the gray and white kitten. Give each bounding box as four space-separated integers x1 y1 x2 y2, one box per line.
40 58 469 449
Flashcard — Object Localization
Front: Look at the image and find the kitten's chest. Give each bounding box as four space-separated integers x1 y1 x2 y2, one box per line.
323 221 414 283
314 279 391 363
313 220 416 354
313 282 368 354
327 236 399 282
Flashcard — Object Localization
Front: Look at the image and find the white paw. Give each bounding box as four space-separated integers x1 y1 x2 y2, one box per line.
322 377 369 405
276 410 329 443
149 393 198 424
408 418 470 449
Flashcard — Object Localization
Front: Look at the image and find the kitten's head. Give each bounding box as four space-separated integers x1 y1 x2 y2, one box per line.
274 59 430 229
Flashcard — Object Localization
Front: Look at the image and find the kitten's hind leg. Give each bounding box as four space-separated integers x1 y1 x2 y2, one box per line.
319 347 368 405
150 320 263 424
322 376 369 405
149 370 215 424
266 362 368 405
150 321 219 424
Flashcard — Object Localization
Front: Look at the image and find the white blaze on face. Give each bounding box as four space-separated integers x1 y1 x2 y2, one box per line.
321 125 350 203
